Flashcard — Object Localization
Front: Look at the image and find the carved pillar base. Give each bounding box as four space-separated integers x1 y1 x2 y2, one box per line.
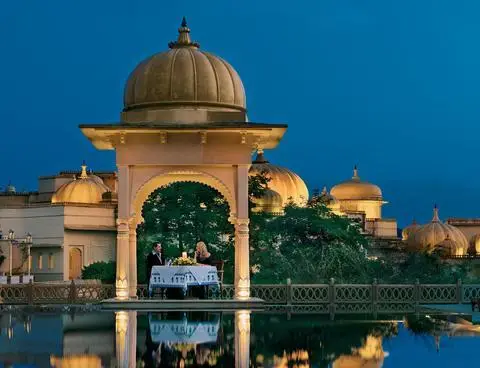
128 224 137 299
116 218 130 300
234 218 250 300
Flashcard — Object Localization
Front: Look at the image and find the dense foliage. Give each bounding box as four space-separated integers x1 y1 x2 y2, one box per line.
82 261 116 283
83 173 475 284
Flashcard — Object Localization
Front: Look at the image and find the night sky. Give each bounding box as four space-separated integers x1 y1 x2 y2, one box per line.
1 0 479 227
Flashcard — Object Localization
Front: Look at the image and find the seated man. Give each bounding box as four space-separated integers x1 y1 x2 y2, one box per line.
147 243 164 297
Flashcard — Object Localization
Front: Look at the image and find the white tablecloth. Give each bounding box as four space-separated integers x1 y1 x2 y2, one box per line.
149 265 219 292
149 315 220 344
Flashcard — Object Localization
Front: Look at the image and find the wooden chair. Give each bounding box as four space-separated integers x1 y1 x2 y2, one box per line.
211 260 225 297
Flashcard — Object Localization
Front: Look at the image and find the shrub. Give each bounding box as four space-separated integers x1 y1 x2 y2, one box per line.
82 261 116 284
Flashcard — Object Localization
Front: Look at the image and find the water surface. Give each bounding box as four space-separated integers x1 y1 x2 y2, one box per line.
0 309 479 367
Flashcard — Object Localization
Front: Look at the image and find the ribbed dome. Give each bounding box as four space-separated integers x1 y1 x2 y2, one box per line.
251 188 283 214
124 17 245 114
330 167 382 201
469 234 480 255
249 150 309 206
52 164 109 205
402 219 419 241
407 206 468 255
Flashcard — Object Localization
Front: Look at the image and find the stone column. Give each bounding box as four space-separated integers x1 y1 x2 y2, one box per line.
128 223 137 299
235 219 250 299
116 165 130 300
116 219 130 300
235 310 251 368
235 164 250 300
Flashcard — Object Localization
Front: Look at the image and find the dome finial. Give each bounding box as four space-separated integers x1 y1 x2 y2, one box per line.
432 204 440 222
253 149 268 164
80 161 88 179
168 17 200 49
352 165 359 180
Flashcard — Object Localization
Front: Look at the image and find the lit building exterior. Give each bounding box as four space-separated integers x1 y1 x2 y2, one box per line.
0 164 117 281
328 166 398 238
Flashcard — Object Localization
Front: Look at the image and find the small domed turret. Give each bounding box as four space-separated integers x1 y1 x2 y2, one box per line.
52 163 110 204
407 205 468 255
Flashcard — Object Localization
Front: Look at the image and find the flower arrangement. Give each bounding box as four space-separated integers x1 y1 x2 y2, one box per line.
172 257 197 266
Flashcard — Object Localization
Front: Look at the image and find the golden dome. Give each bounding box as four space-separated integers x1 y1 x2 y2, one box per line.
436 234 458 256
402 219 419 241
124 17 245 115
469 234 480 255
330 166 382 201
52 164 109 205
249 150 309 206
407 206 468 254
251 188 283 214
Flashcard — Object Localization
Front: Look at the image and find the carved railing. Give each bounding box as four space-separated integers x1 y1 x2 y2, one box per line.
1 280 479 309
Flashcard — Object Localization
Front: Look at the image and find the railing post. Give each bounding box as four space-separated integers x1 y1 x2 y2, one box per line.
69 280 77 304
414 279 420 312
26 280 33 305
329 278 336 320
372 278 378 316
286 278 292 306
456 279 462 304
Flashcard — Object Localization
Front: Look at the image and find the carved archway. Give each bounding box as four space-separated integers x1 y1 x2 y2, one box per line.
131 170 237 225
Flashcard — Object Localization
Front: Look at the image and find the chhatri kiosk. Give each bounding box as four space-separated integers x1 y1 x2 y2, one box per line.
80 18 286 302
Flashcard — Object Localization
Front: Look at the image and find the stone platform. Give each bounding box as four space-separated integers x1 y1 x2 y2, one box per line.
100 297 264 311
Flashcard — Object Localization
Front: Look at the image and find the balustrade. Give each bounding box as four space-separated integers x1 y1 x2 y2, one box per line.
0 280 479 312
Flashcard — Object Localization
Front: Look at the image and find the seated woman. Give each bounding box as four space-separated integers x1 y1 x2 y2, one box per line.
192 241 213 299
195 241 213 265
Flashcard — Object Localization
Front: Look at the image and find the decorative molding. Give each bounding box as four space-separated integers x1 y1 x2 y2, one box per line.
200 131 207 144
119 132 126 145
240 131 247 144
159 132 167 144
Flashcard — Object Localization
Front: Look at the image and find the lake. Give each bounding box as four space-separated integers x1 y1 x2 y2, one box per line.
0 308 479 367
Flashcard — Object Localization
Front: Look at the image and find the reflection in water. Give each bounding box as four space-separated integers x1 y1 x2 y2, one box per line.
332 335 387 368
0 311 479 367
136 310 249 367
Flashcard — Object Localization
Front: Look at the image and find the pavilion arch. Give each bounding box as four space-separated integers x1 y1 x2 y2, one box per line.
131 169 237 226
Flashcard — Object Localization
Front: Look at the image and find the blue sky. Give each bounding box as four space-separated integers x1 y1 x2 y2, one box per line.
1 0 479 227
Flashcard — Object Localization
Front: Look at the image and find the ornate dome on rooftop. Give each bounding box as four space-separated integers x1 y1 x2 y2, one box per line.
251 188 283 214
402 219 419 241
52 164 110 205
406 206 468 255
249 150 309 206
123 17 246 116
330 166 382 201
468 234 480 255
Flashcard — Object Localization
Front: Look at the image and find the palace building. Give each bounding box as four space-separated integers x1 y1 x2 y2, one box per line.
0 18 478 283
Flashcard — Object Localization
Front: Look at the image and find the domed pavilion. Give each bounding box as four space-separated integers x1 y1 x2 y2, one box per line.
330 166 397 238
80 18 288 300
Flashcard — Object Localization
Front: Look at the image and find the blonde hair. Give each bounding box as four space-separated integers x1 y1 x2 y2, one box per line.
196 241 210 258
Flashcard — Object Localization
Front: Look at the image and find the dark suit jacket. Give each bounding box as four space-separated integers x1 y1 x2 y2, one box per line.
146 252 164 283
